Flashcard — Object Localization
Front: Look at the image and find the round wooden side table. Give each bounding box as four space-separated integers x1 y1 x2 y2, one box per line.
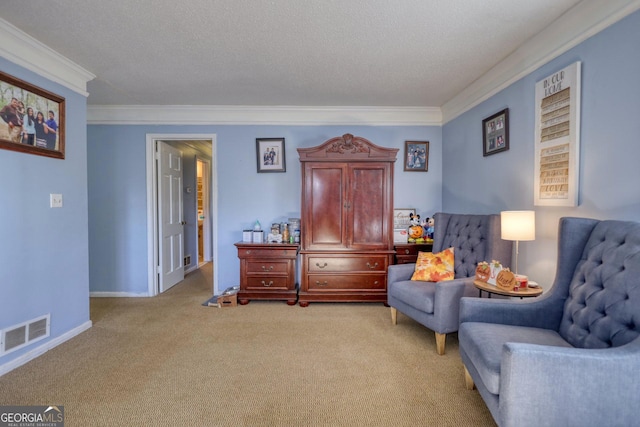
473 280 543 299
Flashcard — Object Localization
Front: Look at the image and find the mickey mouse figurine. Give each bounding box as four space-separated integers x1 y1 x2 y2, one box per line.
425 217 435 242
408 213 424 243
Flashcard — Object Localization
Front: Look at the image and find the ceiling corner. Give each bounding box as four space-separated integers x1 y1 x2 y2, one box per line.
441 0 640 124
0 17 95 97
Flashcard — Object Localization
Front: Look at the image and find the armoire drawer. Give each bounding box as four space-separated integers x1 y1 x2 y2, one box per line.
306 274 386 290
306 255 388 273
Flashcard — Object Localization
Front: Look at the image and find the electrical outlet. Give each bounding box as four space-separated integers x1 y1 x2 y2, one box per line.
50 194 63 208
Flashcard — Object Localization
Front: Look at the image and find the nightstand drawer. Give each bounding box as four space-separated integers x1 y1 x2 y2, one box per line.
393 243 432 265
246 260 290 274
237 248 298 258
395 256 418 264
245 276 290 290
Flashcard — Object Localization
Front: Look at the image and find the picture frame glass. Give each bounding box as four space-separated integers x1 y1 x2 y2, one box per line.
256 138 286 173
482 108 509 156
0 71 65 159
404 141 429 171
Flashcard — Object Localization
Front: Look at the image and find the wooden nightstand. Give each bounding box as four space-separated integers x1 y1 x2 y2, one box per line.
393 243 433 264
234 242 299 305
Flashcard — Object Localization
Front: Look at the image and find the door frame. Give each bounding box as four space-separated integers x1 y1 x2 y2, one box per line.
145 133 218 296
195 157 212 266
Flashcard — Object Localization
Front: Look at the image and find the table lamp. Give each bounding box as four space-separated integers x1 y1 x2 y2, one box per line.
500 210 535 274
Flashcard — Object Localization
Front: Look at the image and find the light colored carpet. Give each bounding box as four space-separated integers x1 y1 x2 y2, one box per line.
0 264 495 426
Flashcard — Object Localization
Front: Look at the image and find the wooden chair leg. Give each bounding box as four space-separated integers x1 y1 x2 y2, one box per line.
435 332 446 355
464 366 476 390
390 307 397 325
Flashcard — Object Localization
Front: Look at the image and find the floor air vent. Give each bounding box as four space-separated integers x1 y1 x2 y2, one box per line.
1 314 50 355
184 255 191 266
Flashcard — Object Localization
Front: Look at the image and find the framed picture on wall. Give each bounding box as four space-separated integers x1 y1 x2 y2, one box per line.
404 141 429 171
482 108 509 156
256 137 286 173
533 62 581 207
0 70 65 159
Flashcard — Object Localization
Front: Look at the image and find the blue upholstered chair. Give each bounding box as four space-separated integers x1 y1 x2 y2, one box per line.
387 212 512 355
459 217 640 427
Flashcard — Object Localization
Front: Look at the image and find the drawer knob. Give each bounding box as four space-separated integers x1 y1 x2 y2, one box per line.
404 249 410 254
366 262 379 269
316 262 328 269
315 280 328 286
246 250 251 254
261 265 274 271
261 280 274 287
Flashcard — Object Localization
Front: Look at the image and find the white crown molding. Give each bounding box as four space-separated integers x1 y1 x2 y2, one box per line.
0 17 95 97
87 105 441 126
442 0 640 124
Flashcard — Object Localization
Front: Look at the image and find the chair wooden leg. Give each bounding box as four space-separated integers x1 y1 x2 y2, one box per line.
390 307 397 325
464 366 476 390
435 332 446 355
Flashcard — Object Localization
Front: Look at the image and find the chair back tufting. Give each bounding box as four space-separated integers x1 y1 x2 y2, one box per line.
433 213 511 279
559 220 640 349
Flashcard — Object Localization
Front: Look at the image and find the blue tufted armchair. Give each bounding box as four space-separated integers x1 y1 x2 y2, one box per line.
387 212 512 355
459 217 640 427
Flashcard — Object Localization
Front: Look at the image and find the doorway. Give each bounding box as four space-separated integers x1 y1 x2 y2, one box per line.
145 133 218 297
196 158 211 267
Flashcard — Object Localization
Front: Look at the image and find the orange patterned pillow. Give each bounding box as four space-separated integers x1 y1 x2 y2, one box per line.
410 247 455 282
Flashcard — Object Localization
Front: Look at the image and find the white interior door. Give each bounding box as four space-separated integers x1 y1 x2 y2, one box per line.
158 141 185 292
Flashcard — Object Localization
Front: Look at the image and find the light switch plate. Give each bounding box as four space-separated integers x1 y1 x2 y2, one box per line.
50 193 63 208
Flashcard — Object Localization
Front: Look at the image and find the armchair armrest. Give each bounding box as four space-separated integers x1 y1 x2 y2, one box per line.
499 338 640 427
387 263 416 284
459 292 564 331
431 278 473 332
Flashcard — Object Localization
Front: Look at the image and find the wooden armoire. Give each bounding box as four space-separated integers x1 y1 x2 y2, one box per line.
297 134 398 307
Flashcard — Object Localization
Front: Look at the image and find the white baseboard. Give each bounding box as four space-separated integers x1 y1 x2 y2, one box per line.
89 291 151 297
0 320 92 377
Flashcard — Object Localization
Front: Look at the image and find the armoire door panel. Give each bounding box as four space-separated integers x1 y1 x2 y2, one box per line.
349 164 388 249
305 164 347 249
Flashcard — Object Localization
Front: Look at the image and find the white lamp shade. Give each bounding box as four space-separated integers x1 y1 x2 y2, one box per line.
501 211 535 241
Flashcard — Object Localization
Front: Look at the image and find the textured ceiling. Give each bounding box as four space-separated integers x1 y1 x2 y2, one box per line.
0 0 582 107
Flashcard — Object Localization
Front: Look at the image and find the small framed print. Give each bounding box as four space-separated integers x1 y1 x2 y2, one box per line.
483 108 509 156
404 141 429 172
256 137 286 173
393 208 416 229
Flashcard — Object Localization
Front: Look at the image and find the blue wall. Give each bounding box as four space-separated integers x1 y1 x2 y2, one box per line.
442 9 640 288
0 58 90 366
5 5 638 373
87 125 443 295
